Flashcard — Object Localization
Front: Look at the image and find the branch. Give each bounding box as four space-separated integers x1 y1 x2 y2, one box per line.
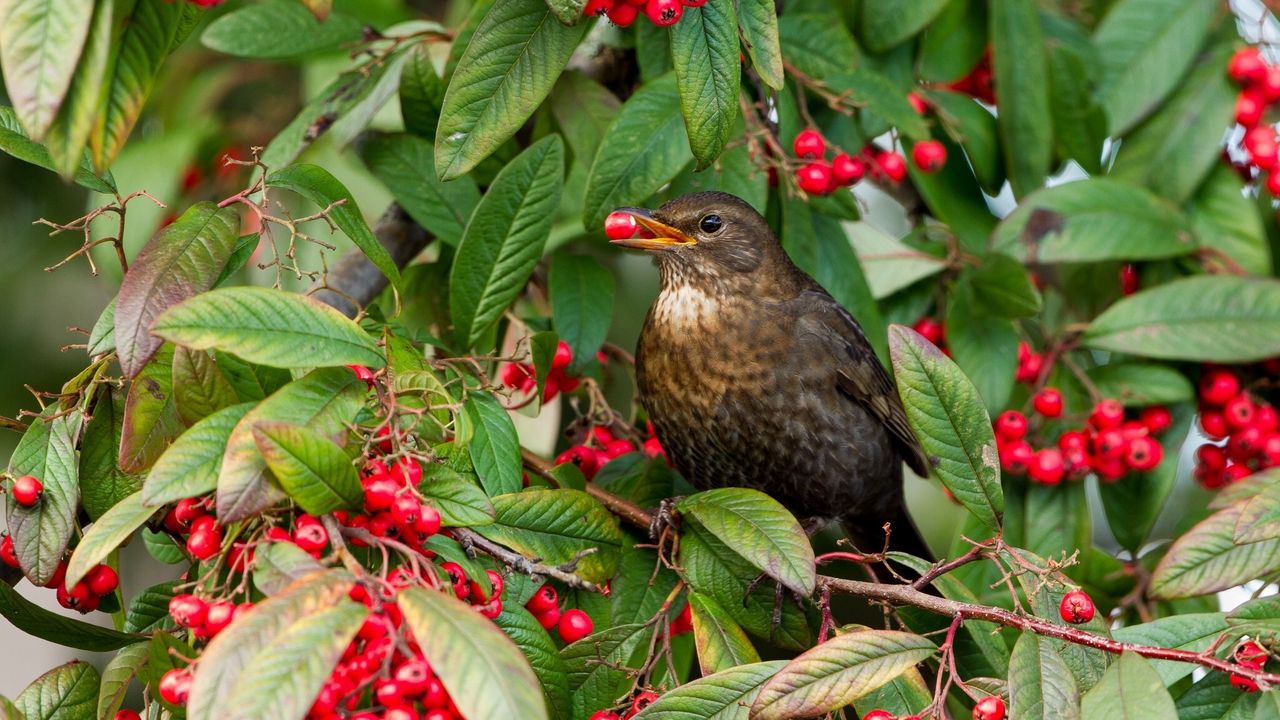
520 447 653 530
821 575 1277 686
309 203 432 318
452 527 602 593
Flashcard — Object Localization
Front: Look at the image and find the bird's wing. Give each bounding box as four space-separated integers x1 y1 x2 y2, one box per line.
793 290 930 477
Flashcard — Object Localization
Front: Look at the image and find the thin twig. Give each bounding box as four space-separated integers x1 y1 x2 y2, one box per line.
452 527 602 592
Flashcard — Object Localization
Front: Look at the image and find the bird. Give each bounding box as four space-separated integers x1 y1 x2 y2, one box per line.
610 191 933 563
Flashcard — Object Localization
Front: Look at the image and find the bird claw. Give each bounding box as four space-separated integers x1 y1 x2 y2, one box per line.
649 497 682 542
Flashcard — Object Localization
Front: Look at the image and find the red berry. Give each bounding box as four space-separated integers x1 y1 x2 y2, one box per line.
526 584 559 614
589 712 622 720
1088 399 1125 430
642 436 667 461
1093 428 1128 461
1237 641 1268 666
115 711 142 720
973 696 1006 720
606 2 638 26
558 608 594 643
1232 672 1261 693
1246 127 1280 169
999 440 1033 475
1139 405 1173 434
912 317 945 346
348 364 376 388
911 140 947 173
876 151 908 182
363 475 399 512
831 153 865 185
394 659 432 697
158 668 193 706
908 92 929 114
1198 443 1228 471
293 516 329 553
500 362 534 391
555 445 600 480
1229 47 1268 85
1125 435 1163 472
1032 388 1064 418
10 475 42 507
796 162 835 195
383 708 421 720
1261 404 1280 433
186 519 223 560
994 410 1028 440
391 457 423 487
792 129 825 158
1 535 19 568
44 560 66 590
1226 395 1257 429
1058 430 1089 453
1120 263 1140 296
391 495 423 529
1201 370 1242 407
1237 91 1267 127
584 0 614 16
86 564 119 596
1200 410 1230 439
1028 448 1065 485
477 597 503 618
169 594 208 628
1262 433 1280 467
203 600 236 637
630 690 659 715
644 0 682 26
1059 590 1095 624
1225 462 1254 483
535 604 562 630
415 505 442 536
682 0 707 5
1229 426 1266 460
863 712 895 720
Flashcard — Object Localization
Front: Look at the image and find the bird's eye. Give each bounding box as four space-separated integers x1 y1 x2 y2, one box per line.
699 214 723 234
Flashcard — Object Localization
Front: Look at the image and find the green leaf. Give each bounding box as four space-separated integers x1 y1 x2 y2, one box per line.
87 298 116 357
1236 482 1280 544
848 223 947 300
677 488 816 596
119 582 175 635
97 642 149 720
549 254 614 368
14 661 98 720
1008 631 1081 720
1150 501 1280 599
475 488 623 584
689 592 761 675
450 135 564 349
186 570 354 720
0 105 113 192
463 393 523 497
859 0 948 52
777 13 858 80
833 66 930 141
43 0 117 179
1111 613 1230 686
360 133 479 246
399 586 549 720
220 602 367 720
152 286 385 370
736 0 783 89
751 630 936 720
0 0 94 139
400 42 446 138
251 421 363 515
252 541 325 598
549 71 619 174
530 331 558 405
563 623 654 718
418 461 496 527
493 604 571 718
918 0 986 82
889 325 1003 532
1083 276 1280 363
969 253 1042 319
171 346 239 426
114 202 241 379
1079 652 1176 720
217 367 365 522
634 661 786 720
65 492 152 589
991 179 1197 264
90 0 192 171
79 386 141 521
926 89 1003 194
1093 0 1217 135
1047 44 1107 175
1099 407 1192 552
1190 164 1273 276
666 116 768 212
266 164 401 287
945 285 1017 415
7 407 83 585
260 64 392 170
141 530 184 565
0 582 142 652
200 0 362 59
434 0 586 180
142 402 254 507
583 73 692 229
1087 364 1194 406
990 0 1052 197
669 0 739 168
610 542 680 627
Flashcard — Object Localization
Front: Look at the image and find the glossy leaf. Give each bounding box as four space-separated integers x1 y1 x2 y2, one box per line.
969 253 1043 319
1079 652 1177 720
1190 164 1273 276
1087 364 1194 406
450 135 564 349
849 223 947 300
252 541 325 597
399 587 549 720
252 421 363 515
463 392 523 496
677 488 816 596
266 164 401 287
172 346 238 426
493 603 571 717
43 0 116 179
418 461 496 527
476 488 623 584
990 0 1052 197
890 325 1003 532
689 591 761 675
142 402 253 507
736 0 783 89
65 491 152 589
834 66 930 141
0 582 141 652
97 641 149 720
562 623 654 719
1083 276 1280 363
1150 501 1280 599
918 0 986 83
434 0 586 180
360 133 480 246
1008 631 1081 720
751 630 936 720
114 202 240 379
79 386 141 520
1112 613 1230 686
860 0 949 53
548 254 614 369
0 0 94 139
634 661 786 720
777 13 858 80
152 286 384 370
1099 408 1192 552
1047 44 1107 175
260 64 394 170
217 368 365 522
14 661 98 720
201 1 362 59
669 0 739 168
7 407 83 585
0 105 113 192
583 73 692 229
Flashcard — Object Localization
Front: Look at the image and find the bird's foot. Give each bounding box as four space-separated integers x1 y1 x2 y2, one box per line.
649 497 682 543
743 572 807 634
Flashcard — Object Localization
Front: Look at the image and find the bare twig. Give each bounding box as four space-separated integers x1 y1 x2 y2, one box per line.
452 527 602 592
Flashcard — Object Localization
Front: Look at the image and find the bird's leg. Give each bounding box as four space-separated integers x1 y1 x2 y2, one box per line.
648 497 682 543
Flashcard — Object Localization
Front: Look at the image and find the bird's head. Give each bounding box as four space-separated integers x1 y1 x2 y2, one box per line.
610 192 784 282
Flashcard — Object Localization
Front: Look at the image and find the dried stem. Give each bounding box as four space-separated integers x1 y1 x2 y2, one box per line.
452 527 602 592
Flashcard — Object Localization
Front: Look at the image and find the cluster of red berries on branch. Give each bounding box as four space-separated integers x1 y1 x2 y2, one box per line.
498 340 584 404
554 423 667 480
584 0 704 28
1227 46 1280 193
524 582 594 641
789 129 945 196
0 538 118 613
1193 366 1280 489
159 495 230 561
995 396 1172 485
1229 640 1271 693
168 593 254 642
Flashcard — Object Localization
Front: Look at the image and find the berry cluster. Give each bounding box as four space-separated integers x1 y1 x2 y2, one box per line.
584 0 704 28
789 129 945 196
1227 47 1280 193
524 582 595 642
498 341 582 403
995 396 1172 485
1059 589 1096 624
0 540 118 613
1193 367 1280 488
554 424 667 479
160 496 227 560
436 562 506 619
1014 341 1045 385
168 593 253 641
1230 640 1270 693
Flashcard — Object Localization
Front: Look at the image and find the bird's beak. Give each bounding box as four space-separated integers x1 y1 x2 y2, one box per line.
610 208 697 250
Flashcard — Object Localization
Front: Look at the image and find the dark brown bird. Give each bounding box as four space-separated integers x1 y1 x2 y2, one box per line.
612 191 932 561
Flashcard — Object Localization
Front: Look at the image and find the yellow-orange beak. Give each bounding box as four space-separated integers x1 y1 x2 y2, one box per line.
609 208 697 250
